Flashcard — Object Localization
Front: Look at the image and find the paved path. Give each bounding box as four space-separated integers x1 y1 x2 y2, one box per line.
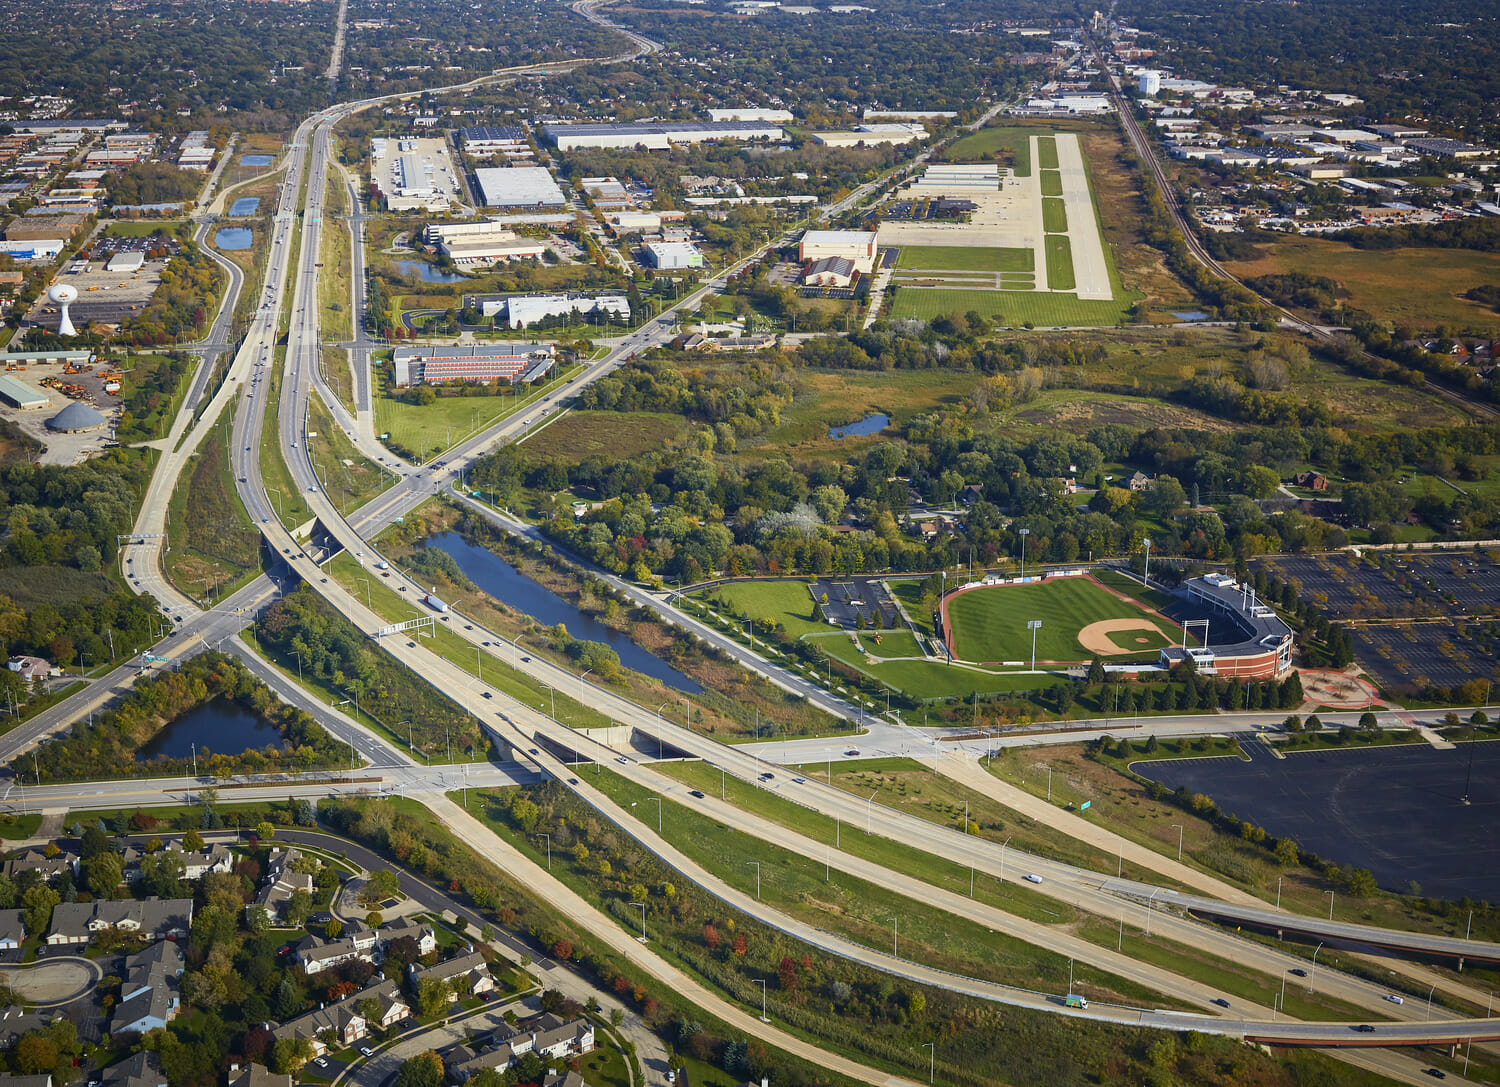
1049 133 1112 300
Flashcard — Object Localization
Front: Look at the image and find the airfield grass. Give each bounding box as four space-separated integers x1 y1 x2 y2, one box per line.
1036 136 1059 171
889 287 1134 327
939 125 1040 175
1045 236 1076 291
893 245 1034 273
1039 171 1063 197
946 578 1174 662
1042 197 1068 234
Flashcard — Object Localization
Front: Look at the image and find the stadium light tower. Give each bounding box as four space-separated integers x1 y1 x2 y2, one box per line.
1018 527 1030 578
1028 619 1042 672
1142 537 1152 586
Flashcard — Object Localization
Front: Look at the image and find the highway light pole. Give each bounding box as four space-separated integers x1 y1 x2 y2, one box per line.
1427 982 1437 1021
1276 876 1283 911
540 833 551 871
747 860 760 900
1308 942 1324 994
647 796 661 834
629 901 646 942
754 978 768 1022
655 701 669 758
888 916 899 959
1324 889 1335 920
866 789 877 833
1000 835 1012 882
920 1042 934 1085
578 667 592 705
1171 824 1183 861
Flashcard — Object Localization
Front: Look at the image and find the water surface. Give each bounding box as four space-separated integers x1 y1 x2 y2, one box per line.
137 698 288 761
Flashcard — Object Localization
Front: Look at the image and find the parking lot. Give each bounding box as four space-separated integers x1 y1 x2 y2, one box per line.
24 258 163 329
1134 741 1500 901
1353 619 1500 691
809 576 898 631
1259 552 1500 621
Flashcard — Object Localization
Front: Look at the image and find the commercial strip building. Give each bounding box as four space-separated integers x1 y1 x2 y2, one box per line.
468 293 630 329
544 120 784 151
473 166 567 208
392 343 556 387
811 123 927 147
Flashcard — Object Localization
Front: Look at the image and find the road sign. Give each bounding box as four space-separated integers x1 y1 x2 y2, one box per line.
1080 800 1091 810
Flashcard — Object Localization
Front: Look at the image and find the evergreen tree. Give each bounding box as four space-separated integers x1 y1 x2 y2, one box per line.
1087 656 1106 685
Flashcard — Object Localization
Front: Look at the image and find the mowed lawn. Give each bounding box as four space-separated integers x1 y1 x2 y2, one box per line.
1036 136 1059 171
890 286 1135 327
1042 197 1068 234
1039 171 1063 197
946 578 1173 662
704 580 828 638
1046 235 1076 291
894 245 1034 272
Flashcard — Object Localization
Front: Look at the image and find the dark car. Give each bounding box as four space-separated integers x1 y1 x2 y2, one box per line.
758 772 774 781
845 749 860 756
689 790 705 798
482 691 492 699
1288 968 1307 977
1211 998 1230 1008
1352 1024 1376 1033
1423 1070 1446 1080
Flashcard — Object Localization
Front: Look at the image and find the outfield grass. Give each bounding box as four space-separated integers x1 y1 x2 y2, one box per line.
946 578 1174 662
1036 136 1059 171
1039 171 1063 197
1042 196 1068 234
889 286 1135 327
520 410 686 461
1045 235 1075 291
893 245 1034 272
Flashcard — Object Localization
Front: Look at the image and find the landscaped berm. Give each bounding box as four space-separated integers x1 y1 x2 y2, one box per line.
940 574 1187 665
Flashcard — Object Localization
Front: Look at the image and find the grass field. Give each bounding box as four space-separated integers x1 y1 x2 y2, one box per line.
257 355 315 531
893 245 1034 272
702 579 827 638
520 410 686 461
1036 137 1059 171
318 170 352 343
375 373 566 463
1045 235 1075 291
1223 235 1500 334
1042 197 1068 234
1039 171 1063 197
946 578 1175 662
889 286 1134 327
166 400 263 603
939 125 1043 175
308 392 389 510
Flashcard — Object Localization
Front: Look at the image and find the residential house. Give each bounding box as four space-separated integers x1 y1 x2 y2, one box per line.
407 950 495 996
0 1074 52 1087
444 1016 593 1082
352 978 411 1030
0 1012 50 1049
0 909 25 951
111 941 184 1035
256 848 313 916
959 484 983 506
101 1053 167 1087
1293 471 1329 491
377 917 436 956
171 842 234 880
3 849 78 883
293 936 372 976
4 657 54 681
1127 471 1152 492
270 1003 366 1057
45 897 193 947
226 1065 290 1087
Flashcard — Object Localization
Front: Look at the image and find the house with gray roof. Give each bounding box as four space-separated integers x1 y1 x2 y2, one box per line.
45 897 192 947
0 909 25 951
101 1053 166 1087
407 950 494 996
270 1003 366 1057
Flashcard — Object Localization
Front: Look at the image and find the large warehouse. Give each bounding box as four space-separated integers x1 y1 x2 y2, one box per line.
393 343 556 387
644 241 705 270
798 229 878 274
458 126 530 156
544 120 784 152
473 167 567 208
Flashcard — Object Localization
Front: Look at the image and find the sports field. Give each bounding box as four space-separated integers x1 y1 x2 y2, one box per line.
944 577 1181 663
894 245 1034 272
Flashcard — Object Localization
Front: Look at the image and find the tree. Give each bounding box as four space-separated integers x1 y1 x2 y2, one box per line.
182 828 205 852
22 885 58 936
1087 656 1105 685
256 821 276 841
416 978 452 1019
1274 837 1299 867
271 1037 314 1075
82 853 124 897
14 1033 58 1074
325 918 343 939
1344 867 1378 897
245 905 271 935
908 991 926 1015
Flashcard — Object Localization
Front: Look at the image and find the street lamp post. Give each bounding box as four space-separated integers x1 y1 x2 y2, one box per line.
356 577 371 609
1027 619 1042 672
1427 982 1437 1021
1171 824 1183 862
292 651 303 685
754 978 768 1022
1018 527 1030 578
629 901 646 942
679 695 692 732
1276 875 1283 911
747 860 760 900
1142 537 1152 586
541 833 551 870
888 916 899 959
920 1042 934 1085
1308 942 1324 993
578 667 592 705
1325 889 1335 920
1000 834 1012 882
655 701 670 758
866 789 877 833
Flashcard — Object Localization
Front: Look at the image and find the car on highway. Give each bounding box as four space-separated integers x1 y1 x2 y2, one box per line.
1211 998 1230 1008
482 692 492 699
1288 968 1307 977
845 749 860 756
1423 1069 1446 1079
689 790 705 798
1352 1024 1376 1033
1383 994 1404 1004
615 756 630 765
758 772 774 781
520 655 530 662
407 641 416 648
1023 874 1043 884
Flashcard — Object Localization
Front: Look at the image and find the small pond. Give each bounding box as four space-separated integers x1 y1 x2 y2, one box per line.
241 154 274 166
394 260 469 284
229 197 260 216
137 698 288 761
829 413 889 440
424 532 703 693
1170 311 1210 322
215 227 253 251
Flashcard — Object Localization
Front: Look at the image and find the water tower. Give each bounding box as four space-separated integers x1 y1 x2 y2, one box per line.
47 283 78 337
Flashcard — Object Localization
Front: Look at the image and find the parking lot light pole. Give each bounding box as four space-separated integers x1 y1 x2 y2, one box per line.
1018 527 1030 577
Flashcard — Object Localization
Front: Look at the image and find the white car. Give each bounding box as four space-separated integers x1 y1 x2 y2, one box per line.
1023 874 1043 885
1384 994 1404 1004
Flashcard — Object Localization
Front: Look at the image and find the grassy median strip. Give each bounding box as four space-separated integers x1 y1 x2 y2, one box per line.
308 390 388 509
658 760 1077 926
258 354 316 532
318 169 353 344
578 768 1175 1007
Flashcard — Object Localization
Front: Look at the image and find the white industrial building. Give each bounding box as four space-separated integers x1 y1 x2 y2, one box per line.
371 137 464 211
474 167 568 208
457 125 530 156
105 252 145 273
0 239 63 260
482 293 631 329
439 231 547 265
798 230 877 274
545 120 784 152
643 241 705 269
1138 70 1161 96
708 108 794 123
811 123 927 147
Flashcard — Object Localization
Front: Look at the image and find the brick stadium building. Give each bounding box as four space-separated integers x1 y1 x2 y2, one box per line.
1159 573 1295 680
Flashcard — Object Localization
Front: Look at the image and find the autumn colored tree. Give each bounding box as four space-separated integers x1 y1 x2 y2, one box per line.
702 923 720 950
732 935 747 956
